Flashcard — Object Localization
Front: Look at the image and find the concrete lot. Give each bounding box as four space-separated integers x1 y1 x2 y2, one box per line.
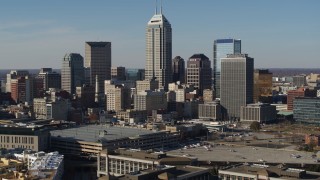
167 144 317 164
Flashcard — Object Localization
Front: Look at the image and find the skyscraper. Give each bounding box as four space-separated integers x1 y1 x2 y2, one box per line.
145 7 172 90
220 54 254 119
85 42 111 93
172 56 185 83
213 39 241 98
61 53 84 94
186 54 212 95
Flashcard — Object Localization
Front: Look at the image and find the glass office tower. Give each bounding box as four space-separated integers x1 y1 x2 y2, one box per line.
213 39 241 98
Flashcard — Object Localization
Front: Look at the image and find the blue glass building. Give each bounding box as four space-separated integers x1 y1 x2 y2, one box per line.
293 97 320 124
213 39 241 98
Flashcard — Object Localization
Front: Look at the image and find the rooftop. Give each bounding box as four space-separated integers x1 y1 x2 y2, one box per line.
50 124 159 143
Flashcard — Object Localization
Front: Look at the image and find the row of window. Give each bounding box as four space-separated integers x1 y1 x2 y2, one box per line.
0 136 35 144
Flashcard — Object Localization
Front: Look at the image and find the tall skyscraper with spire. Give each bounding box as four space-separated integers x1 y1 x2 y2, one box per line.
145 2 172 90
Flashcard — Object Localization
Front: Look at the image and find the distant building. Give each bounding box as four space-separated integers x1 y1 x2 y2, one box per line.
293 75 306 87
0 126 50 151
134 90 167 114
111 66 126 81
136 79 159 93
37 68 61 90
10 76 33 104
213 38 241 98
220 54 254 119
240 103 277 123
186 54 212 95
76 85 95 108
115 110 147 124
198 101 222 121
85 42 112 92
172 56 185 83
6 70 29 93
293 97 320 124
33 97 70 120
145 11 172 90
61 53 84 94
287 87 317 111
203 89 215 102
254 69 272 103
105 80 131 112
126 68 145 81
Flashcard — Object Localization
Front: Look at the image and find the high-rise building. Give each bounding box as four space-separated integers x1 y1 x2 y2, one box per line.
253 69 272 103
105 80 131 112
10 76 33 104
213 39 241 98
37 68 61 90
220 54 254 119
145 9 172 90
61 53 84 94
172 56 185 83
186 54 212 95
85 42 111 92
111 67 126 81
6 70 29 93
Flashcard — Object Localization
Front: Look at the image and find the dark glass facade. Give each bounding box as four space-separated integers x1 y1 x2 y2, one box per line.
293 97 320 124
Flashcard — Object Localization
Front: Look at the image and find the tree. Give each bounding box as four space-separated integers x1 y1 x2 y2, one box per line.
250 121 261 131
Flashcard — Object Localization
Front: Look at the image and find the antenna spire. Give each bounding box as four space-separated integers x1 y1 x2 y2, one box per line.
160 0 163 14
155 0 158 14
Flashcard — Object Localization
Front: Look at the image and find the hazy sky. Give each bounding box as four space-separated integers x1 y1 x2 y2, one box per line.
0 0 319 69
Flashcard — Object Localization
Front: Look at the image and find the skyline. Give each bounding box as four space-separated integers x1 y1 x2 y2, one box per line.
0 0 319 69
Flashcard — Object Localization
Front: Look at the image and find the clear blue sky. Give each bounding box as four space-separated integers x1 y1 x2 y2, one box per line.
0 0 319 69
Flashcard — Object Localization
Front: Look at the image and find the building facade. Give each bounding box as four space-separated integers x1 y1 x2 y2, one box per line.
136 79 159 93
61 53 84 94
220 54 254 119
293 97 320 124
253 69 272 103
85 42 112 92
145 11 172 90
111 66 126 81
186 54 212 95
172 56 185 83
213 39 241 98
240 103 277 123
134 90 167 114
0 126 50 151
198 101 222 121
105 81 131 112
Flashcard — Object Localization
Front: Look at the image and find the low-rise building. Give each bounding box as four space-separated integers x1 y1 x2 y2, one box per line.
240 103 277 123
115 110 147 124
0 125 50 151
14 151 64 180
305 134 320 146
198 101 222 121
33 97 70 120
219 163 320 180
97 148 206 179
